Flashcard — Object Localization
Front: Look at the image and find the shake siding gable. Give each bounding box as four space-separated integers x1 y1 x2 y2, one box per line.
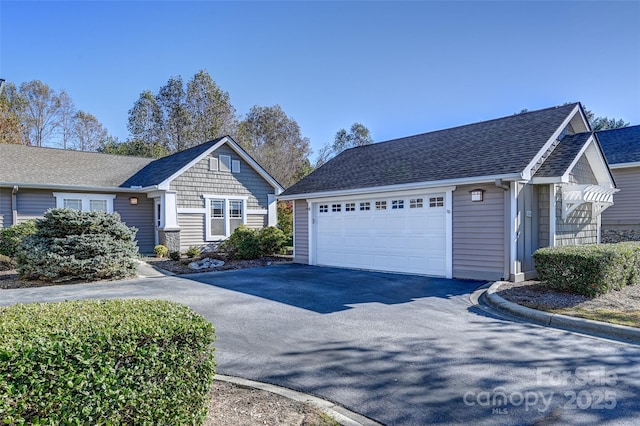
602 166 640 230
452 184 505 280
170 145 274 210
293 199 309 263
555 154 599 246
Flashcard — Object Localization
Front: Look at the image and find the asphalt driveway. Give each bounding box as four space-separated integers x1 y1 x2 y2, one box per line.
3 264 640 425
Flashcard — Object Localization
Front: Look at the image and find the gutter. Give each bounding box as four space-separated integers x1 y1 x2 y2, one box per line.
278 173 524 201
0 182 159 193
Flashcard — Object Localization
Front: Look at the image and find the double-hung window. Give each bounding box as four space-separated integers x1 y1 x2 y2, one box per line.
53 193 115 213
205 196 247 239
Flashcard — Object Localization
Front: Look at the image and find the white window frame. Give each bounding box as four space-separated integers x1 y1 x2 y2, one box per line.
53 193 115 213
232 159 241 173
203 195 248 240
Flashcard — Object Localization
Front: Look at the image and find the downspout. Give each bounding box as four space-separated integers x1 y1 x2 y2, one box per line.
496 179 510 280
11 185 18 225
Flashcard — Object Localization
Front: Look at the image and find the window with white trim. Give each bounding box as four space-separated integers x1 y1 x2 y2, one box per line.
375 201 387 210
360 202 370 211
232 160 241 173
429 196 444 207
319 204 328 213
391 200 404 209
345 202 356 212
211 200 225 236
205 196 247 239
229 200 243 231
332 203 341 212
53 193 115 213
410 198 424 208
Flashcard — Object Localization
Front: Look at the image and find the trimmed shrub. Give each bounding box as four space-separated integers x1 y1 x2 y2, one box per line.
533 243 640 297
17 208 139 283
169 251 181 261
259 226 287 255
154 244 169 258
186 245 202 258
0 299 216 424
0 254 16 271
0 220 37 257
219 226 288 259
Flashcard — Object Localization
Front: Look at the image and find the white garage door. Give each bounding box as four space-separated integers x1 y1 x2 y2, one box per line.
314 194 448 276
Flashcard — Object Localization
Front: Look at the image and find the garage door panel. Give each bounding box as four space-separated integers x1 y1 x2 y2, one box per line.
314 194 448 276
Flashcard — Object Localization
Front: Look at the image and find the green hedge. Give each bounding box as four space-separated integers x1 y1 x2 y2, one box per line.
18 209 139 283
219 225 287 260
0 220 37 258
0 299 216 424
533 243 640 297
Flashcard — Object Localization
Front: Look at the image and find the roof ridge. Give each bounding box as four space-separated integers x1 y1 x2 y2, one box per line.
347 102 580 151
0 143 155 162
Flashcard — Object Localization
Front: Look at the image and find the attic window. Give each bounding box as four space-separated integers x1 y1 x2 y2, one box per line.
219 155 231 172
232 160 240 173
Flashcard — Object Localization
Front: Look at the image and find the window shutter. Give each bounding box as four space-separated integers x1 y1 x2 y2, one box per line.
209 157 219 171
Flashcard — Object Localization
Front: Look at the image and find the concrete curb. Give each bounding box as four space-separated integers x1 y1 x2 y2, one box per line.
214 374 381 426
483 282 640 345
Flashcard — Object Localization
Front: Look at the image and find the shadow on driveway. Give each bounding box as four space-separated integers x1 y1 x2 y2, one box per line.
182 263 485 314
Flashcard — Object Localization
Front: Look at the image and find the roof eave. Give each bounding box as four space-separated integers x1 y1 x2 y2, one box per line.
278 173 523 200
609 161 640 169
521 103 583 180
0 182 159 193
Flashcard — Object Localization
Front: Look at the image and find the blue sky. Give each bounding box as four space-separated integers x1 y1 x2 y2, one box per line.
2 1 639 159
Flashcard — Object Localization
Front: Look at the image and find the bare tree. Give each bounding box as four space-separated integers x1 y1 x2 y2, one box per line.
19 80 62 146
71 111 107 151
56 90 76 149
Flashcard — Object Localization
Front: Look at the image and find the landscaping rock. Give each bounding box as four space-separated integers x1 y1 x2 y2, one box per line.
188 258 225 270
602 229 640 244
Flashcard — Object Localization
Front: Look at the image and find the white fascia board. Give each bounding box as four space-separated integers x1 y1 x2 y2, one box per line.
530 176 568 184
156 136 285 194
609 161 640 169
521 104 582 180
277 173 522 201
0 182 157 193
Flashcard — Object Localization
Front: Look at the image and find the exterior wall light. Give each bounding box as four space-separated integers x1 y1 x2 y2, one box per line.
129 197 139 205
470 189 485 202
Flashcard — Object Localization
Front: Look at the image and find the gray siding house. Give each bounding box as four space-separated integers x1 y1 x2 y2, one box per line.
0 136 283 253
597 125 640 232
279 103 617 281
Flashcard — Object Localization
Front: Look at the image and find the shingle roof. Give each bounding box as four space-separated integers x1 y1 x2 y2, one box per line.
596 125 640 165
0 144 153 188
121 137 225 187
534 132 592 178
282 103 578 196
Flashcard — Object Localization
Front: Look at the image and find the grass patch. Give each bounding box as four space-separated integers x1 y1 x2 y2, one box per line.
548 308 640 328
